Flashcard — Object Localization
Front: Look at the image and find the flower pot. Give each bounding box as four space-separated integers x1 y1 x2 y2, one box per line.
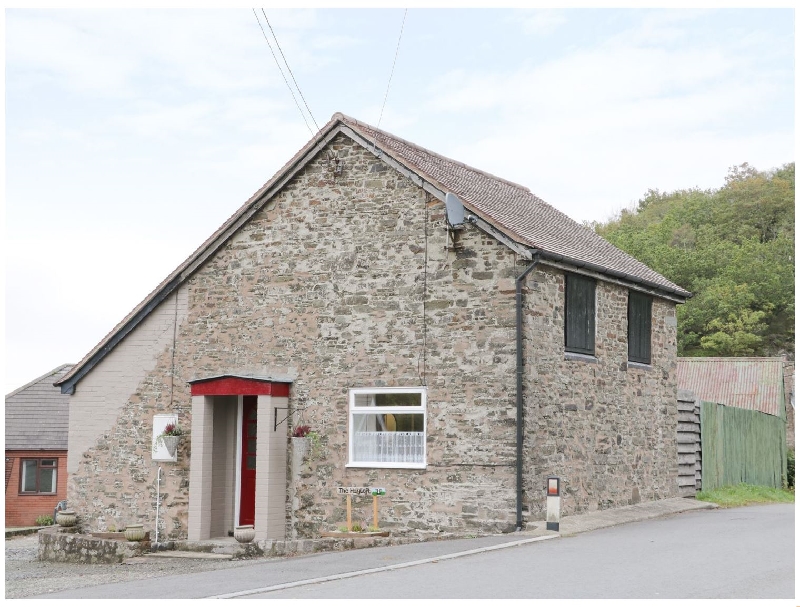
234 525 255 544
124 524 146 542
162 435 180 457
56 510 77 528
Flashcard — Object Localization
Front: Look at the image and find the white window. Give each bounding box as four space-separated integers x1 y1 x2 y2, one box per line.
348 387 426 469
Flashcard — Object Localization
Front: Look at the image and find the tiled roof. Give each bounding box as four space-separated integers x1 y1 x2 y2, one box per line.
58 113 688 392
337 114 689 298
5 364 73 450
677 357 787 417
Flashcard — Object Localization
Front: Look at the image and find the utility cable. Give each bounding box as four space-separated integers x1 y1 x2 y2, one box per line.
376 9 408 132
262 9 320 132
252 8 314 136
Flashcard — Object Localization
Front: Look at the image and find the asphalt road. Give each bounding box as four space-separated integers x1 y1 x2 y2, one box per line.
31 503 794 600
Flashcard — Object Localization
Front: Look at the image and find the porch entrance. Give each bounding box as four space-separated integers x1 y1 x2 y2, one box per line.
187 375 291 542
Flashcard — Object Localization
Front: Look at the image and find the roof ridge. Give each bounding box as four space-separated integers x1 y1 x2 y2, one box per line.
335 113 532 194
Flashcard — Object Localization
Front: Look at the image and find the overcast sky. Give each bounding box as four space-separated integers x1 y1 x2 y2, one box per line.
4 7 794 394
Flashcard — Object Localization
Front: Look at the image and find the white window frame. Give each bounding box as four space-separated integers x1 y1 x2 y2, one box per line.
347 387 427 469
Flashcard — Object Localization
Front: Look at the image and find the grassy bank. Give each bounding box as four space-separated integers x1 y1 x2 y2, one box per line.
696 483 795 508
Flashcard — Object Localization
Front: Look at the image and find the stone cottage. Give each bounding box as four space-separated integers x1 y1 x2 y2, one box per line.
56 113 690 542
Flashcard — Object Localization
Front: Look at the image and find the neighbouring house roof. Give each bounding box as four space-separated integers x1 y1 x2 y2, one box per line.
677 357 787 417
5 364 74 450
57 113 690 395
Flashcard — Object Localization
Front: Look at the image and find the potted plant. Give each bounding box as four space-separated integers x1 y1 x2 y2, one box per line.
154 422 184 457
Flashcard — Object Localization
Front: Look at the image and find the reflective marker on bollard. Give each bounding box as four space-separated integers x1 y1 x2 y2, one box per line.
546 476 561 532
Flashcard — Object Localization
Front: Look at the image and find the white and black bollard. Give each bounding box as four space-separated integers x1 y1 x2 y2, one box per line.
546 476 561 532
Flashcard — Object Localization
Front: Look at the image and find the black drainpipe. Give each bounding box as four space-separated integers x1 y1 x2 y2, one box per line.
515 253 540 531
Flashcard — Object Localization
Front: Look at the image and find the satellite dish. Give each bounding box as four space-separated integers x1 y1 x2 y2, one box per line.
445 192 465 228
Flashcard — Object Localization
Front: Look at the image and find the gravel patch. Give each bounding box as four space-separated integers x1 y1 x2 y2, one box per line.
5 533 272 599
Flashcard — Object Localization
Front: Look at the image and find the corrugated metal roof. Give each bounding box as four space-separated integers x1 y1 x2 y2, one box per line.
677 357 786 417
5 364 74 449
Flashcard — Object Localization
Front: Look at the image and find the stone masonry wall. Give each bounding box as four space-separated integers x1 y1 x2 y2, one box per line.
184 133 523 537
66 131 680 539
523 266 679 517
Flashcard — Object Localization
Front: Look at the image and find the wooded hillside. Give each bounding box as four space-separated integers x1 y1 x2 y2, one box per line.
595 163 794 358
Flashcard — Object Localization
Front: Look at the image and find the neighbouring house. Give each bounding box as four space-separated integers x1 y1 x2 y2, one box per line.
5 364 73 527
56 113 690 542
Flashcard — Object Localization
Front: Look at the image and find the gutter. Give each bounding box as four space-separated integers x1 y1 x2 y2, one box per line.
515 253 540 531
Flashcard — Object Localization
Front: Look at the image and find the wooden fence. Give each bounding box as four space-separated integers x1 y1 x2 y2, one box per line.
677 390 702 495
700 400 787 491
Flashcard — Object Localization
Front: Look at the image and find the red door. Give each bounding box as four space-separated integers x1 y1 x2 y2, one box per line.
239 396 257 526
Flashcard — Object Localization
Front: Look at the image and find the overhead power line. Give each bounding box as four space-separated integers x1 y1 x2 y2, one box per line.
262 9 319 132
376 9 408 132
252 8 317 135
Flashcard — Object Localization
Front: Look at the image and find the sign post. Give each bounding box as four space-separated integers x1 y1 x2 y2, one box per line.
337 487 386 531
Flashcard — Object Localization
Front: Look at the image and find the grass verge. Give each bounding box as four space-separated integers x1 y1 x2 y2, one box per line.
696 483 795 508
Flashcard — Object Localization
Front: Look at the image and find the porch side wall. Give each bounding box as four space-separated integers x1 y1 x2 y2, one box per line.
210 396 237 537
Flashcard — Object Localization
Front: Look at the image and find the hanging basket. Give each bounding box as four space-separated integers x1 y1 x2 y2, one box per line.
162 435 180 457
292 436 310 463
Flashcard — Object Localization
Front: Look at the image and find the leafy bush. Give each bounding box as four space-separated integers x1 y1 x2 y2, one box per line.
35 514 54 526
787 449 795 489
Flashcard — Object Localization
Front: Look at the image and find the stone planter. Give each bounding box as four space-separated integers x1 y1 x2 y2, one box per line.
161 435 180 457
56 510 77 528
234 525 256 543
124 524 146 542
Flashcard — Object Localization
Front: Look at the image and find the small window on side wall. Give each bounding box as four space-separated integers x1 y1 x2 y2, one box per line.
348 388 426 469
565 273 596 355
628 291 652 364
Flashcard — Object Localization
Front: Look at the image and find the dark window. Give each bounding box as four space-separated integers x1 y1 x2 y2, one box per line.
19 458 57 494
565 273 595 355
628 291 652 364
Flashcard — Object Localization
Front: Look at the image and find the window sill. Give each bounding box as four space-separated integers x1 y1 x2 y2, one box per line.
346 462 427 470
627 361 653 371
564 352 597 364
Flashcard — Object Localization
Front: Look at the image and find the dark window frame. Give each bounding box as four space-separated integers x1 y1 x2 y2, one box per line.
564 273 596 356
19 458 58 495
628 291 653 364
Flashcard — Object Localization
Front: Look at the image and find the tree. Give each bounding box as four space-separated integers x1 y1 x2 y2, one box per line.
595 163 794 358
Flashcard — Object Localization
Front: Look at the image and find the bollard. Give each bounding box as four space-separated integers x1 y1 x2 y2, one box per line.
546 476 561 532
